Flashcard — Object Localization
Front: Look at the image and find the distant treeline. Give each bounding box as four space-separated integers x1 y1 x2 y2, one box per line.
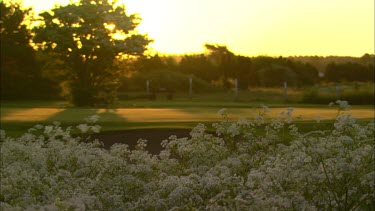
2 39 374 100
289 54 374 73
119 45 374 92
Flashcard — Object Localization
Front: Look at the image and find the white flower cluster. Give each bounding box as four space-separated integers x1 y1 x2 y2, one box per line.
1 106 374 210
330 100 351 115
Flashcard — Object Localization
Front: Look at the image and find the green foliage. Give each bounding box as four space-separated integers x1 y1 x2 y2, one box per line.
33 0 151 106
121 49 320 91
325 62 374 83
302 84 375 105
178 54 218 82
253 56 319 87
231 55 253 88
340 90 375 105
120 69 216 93
0 1 59 100
132 54 178 73
289 54 375 74
205 44 236 88
258 65 297 86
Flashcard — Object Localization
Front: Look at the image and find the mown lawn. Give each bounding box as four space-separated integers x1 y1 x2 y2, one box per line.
1 100 373 137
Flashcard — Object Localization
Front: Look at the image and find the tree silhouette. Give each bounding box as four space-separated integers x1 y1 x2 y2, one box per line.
33 0 151 106
204 44 235 88
1 1 58 99
179 54 218 82
325 62 374 83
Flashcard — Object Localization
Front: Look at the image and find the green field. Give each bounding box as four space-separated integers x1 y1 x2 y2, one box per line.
1 98 374 137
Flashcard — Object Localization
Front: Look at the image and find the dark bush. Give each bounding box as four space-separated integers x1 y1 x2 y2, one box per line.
302 87 374 105
119 69 216 93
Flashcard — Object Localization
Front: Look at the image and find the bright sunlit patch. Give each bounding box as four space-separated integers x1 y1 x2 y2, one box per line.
111 32 126 40
103 23 129 40
76 40 82 49
104 23 116 31
1 107 373 123
95 108 375 123
97 108 220 122
0 108 65 121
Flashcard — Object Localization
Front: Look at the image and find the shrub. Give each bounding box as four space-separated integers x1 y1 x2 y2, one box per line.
1 103 374 210
119 69 216 93
302 85 374 105
302 89 335 104
340 90 375 105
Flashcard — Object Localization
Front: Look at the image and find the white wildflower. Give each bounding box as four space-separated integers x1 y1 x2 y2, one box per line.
0 130 6 140
260 104 271 113
28 128 36 133
339 135 354 144
304 156 312 163
285 116 293 124
190 123 206 138
44 125 54 134
53 121 61 126
336 100 350 110
238 117 251 126
314 115 323 123
90 125 101 133
254 114 265 125
77 124 90 133
217 108 227 116
85 115 100 123
34 124 43 129
227 123 240 137
286 107 294 114
279 107 294 123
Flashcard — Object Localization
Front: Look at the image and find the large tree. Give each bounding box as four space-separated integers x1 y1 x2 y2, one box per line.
1 1 57 99
178 54 218 82
204 44 235 88
33 0 151 106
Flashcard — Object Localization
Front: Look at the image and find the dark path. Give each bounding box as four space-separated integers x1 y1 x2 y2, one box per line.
92 129 192 154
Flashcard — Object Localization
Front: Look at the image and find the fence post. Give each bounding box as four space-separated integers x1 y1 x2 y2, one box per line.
234 78 239 100
189 77 193 100
146 80 150 94
335 85 340 99
284 81 288 102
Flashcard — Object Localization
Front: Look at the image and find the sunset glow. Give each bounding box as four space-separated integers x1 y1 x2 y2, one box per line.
22 0 374 56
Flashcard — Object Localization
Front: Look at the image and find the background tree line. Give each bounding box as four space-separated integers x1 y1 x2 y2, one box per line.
120 46 374 93
1 1 374 106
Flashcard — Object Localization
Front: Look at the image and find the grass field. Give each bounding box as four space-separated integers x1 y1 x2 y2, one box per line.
1 99 373 137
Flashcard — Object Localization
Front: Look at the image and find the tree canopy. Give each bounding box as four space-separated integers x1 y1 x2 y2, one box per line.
204 44 235 88
1 1 58 99
33 0 151 106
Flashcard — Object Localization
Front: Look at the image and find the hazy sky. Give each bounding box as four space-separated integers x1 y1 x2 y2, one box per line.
22 0 374 57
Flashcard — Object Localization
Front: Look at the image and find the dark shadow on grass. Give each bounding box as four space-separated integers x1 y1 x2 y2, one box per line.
45 108 131 133
96 108 128 123
0 122 39 137
46 108 99 124
91 110 195 154
43 107 208 154
92 128 192 154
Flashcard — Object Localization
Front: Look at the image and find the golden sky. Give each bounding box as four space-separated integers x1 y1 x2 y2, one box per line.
22 0 374 57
